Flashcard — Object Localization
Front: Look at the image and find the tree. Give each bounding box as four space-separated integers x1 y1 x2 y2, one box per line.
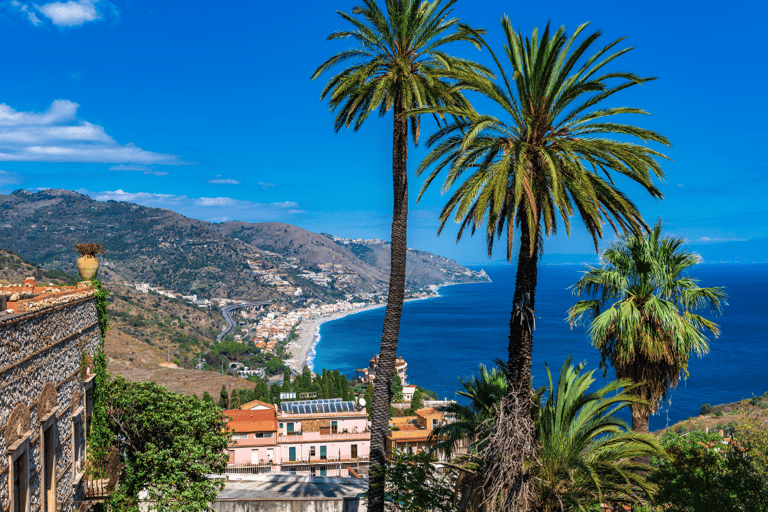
432 364 507 457
392 373 404 402
408 389 424 415
218 386 229 410
568 221 726 433
414 20 669 509
312 2 487 509
202 391 214 404
364 383 374 417
105 377 230 512
532 358 664 511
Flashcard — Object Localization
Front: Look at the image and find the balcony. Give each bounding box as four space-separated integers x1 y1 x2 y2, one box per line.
281 456 369 466
278 432 370 444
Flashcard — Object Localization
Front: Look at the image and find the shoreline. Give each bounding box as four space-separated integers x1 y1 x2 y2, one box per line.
285 279 487 374
284 302 387 375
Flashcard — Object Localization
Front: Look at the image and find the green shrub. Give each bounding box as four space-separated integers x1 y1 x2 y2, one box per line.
700 403 713 415
714 410 724 417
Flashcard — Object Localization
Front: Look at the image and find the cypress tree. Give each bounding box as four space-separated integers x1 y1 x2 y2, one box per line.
218 386 229 409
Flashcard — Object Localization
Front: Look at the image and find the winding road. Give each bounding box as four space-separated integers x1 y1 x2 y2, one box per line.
216 301 270 342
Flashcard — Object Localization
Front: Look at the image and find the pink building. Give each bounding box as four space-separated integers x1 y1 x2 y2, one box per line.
225 405 280 472
224 398 370 477
278 399 370 477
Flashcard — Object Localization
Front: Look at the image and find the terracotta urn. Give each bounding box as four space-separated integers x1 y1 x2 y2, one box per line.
77 254 100 280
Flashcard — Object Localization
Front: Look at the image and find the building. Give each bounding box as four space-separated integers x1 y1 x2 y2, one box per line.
277 399 370 477
224 398 371 478
356 354 408 385
0 278 100 512
386 407 454 458
225 408 279 472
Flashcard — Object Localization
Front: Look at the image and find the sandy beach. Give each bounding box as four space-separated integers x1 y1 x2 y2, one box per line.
284 303 387 374
282 282 468 375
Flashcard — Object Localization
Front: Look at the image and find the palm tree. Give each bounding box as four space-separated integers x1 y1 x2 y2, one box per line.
431 363 507 458
534 358 665 511
311 2 487 509
567 221 727 434
412 20 670 510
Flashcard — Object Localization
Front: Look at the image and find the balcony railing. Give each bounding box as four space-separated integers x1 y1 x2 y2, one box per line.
281 456 369 465
278 432 370 443
224 462 275 474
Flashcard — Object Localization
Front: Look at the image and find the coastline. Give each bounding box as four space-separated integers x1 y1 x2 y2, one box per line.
284 302 387 374
284 279 486 374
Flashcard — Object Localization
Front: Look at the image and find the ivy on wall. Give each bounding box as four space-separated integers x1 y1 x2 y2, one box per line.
88 279 112 462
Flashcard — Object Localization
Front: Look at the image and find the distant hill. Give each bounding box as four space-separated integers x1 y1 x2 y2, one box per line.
0 189 489 301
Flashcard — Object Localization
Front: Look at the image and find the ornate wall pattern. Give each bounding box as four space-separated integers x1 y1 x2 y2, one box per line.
0 296 99 512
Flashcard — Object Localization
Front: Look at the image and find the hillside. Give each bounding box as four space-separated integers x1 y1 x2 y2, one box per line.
0 189 489 303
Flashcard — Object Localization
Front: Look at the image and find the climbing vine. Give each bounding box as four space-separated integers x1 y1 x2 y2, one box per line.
88 279 112 463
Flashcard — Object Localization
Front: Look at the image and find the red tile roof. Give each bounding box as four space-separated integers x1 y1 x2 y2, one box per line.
224 408 277 432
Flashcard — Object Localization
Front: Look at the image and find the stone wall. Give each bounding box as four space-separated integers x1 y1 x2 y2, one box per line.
0 295 100 512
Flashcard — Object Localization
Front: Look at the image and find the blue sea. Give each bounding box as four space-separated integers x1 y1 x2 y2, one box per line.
310 264 768 431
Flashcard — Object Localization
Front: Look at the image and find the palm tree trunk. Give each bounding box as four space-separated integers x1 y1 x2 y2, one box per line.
368 99 409 512
483 221 539 511
508 223 538 389
631 404 650 435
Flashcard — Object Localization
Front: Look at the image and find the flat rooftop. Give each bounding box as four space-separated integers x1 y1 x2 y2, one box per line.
217 474 367 501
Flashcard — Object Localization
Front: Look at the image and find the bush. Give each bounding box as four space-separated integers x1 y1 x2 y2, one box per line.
714 410 724 417
700 403 713 415
651 418 768 511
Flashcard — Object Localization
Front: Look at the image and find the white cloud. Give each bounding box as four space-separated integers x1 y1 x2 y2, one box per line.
109 164 151 171
11 1 41 24
0 100 182 165
22 0 119 27
258 182 276 187
207 178 241 185
695 236 746 243
83 189 305 221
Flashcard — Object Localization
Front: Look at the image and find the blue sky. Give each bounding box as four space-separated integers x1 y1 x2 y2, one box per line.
0 0 766 264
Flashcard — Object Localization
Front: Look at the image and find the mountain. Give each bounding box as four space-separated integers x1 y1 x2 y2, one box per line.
0 189 489 302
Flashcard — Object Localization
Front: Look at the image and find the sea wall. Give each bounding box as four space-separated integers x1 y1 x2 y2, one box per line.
0 294 100 512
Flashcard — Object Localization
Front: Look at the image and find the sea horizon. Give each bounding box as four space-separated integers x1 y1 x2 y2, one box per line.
311 263 768 431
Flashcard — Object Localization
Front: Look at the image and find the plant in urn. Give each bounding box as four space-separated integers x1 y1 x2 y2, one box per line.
74 242 104 280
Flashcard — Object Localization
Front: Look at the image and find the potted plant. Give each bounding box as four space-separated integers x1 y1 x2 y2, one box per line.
74 242 104 280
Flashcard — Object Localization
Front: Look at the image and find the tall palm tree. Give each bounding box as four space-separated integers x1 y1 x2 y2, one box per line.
534 358 665 511
567 221 727 434
412 19 670 510
311 2 487 509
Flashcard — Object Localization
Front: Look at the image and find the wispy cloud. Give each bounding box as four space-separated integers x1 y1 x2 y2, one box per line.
0 100 182 165
257 182 276 188
82 189 305 222
10 1 41 24
693 236 747 243
207 177 241 185
11 0 118 27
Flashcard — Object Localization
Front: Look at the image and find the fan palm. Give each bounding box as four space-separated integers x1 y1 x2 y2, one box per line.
567 221 727 434
311 2 487 509
534 358 665 511
412 19 670 510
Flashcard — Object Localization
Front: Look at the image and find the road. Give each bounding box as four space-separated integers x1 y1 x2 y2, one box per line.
216 301 270 342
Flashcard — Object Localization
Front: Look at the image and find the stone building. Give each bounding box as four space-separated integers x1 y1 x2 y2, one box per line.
0 279 100 512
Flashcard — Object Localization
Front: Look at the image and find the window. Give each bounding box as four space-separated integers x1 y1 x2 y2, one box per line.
310 446 316 457
279 423 283 428
267 448 274 461
42 422 56 512
10 440 29 512
288 447 296 461
286 422 294 434
351 444 358 459
320 445 327 460
331 420 338 434
432 419 439 429
320 466 327 477
232 433 248 440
